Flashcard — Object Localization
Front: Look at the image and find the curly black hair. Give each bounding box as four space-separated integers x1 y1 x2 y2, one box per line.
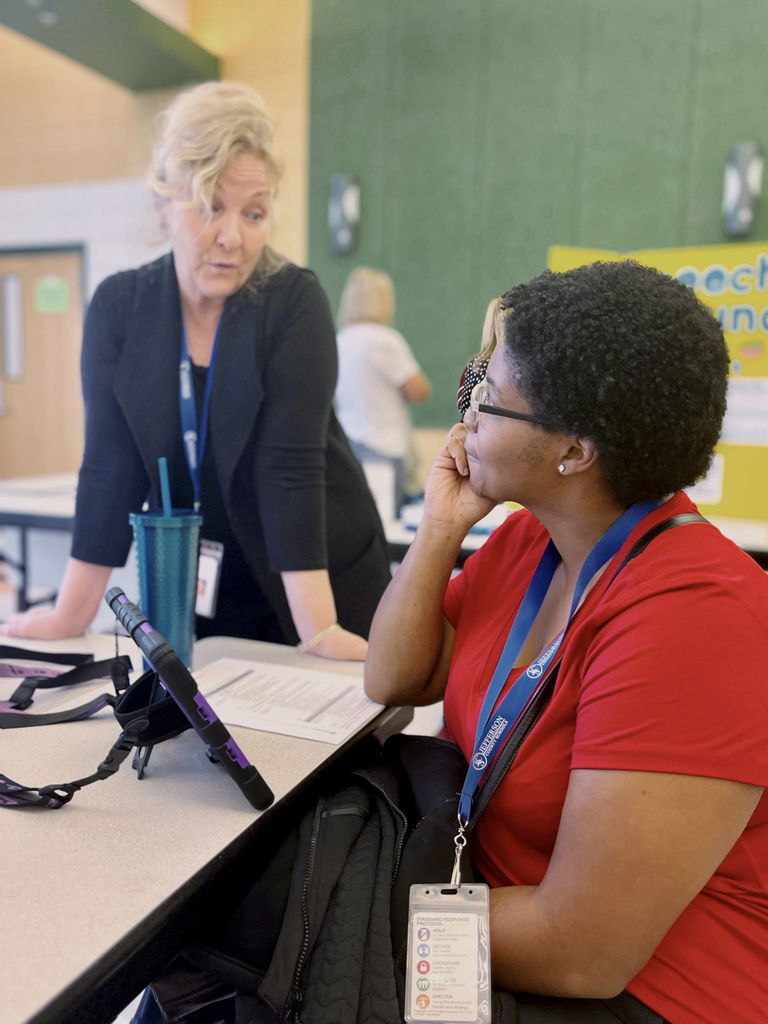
499 260 729 507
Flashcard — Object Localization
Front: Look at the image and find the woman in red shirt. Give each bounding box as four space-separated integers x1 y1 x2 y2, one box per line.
366 260 768 1024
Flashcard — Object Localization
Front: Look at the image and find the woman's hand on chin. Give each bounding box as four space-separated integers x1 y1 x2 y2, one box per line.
423 424 497 532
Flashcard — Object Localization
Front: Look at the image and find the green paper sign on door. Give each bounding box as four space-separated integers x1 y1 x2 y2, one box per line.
34 275 69 313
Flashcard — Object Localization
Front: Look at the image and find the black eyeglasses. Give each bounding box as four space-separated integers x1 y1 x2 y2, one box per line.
467 380 552 429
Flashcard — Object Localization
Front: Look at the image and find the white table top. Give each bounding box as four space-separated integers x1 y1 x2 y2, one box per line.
1 632 401 1024
0 472 77 521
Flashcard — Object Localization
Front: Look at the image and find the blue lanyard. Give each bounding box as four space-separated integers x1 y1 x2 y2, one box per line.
457 499 659 824
179 320 222 510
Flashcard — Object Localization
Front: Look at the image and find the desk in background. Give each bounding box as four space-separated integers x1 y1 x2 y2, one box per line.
385 517 487 568
387 509 768 570
1 475 768 616
0 472 76 610
2 632 410 1024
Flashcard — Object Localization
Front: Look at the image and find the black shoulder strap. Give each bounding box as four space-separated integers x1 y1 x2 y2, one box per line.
607 512 707 585
467 511 709 833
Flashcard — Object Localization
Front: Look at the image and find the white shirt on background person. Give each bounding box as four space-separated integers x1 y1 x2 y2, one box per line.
335 321 422 459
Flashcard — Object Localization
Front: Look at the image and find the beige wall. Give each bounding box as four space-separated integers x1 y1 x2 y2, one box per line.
0 24 174 187
0 0 311 263
188 0 310 265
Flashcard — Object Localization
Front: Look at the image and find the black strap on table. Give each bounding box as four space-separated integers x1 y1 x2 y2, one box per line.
0 668 193 808
0 720 146 808
0 692 117 730
0 645 93 667
6 655 132 711
0 650 133 732
466 511 709 833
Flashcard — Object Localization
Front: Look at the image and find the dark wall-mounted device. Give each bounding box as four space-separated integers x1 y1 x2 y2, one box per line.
723 142 763 237
328 173 361 255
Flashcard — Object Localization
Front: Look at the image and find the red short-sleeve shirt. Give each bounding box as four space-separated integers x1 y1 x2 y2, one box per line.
443 493 768 1024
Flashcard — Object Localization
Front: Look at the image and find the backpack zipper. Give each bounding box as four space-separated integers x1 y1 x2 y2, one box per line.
285 796 324 1021
283 781 407 1019
353 770 408 883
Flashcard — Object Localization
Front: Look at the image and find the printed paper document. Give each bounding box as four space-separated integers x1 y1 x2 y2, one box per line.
193 657 383 745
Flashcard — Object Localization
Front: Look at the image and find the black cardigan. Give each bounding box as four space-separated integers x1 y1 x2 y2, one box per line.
72 253 390 642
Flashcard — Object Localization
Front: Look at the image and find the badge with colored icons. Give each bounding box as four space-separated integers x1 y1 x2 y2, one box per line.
405 884 491 1023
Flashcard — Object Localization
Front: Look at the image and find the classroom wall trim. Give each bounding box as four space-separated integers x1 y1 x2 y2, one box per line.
0 178 166 298
0 0 218 91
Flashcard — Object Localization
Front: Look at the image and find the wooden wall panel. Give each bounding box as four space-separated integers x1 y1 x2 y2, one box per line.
0 1 310 265
189 0 311 265
0 23 173 188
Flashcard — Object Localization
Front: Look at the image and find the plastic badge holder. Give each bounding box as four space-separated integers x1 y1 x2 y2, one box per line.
405 883 491 1024
105 586 274 811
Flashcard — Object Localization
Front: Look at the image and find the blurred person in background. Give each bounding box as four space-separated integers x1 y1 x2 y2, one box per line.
457 296 499 418
335 267 430 516
1 82 389 659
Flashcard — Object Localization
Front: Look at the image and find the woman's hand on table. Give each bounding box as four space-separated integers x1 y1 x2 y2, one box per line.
281 568 368 662
307 625 368 661
0 607 84 640
0 558 110 640
423 423 496 534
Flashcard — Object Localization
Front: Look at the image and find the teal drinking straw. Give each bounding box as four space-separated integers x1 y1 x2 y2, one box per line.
158 457 172 517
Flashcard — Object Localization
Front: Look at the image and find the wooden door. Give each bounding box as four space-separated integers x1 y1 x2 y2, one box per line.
0 250 84 478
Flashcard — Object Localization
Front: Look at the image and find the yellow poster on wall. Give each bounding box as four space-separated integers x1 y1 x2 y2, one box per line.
548 243 768 537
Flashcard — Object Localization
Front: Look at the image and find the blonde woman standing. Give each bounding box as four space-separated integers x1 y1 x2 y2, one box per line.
1 83 389 658
457 296 500 417
335 267 430 515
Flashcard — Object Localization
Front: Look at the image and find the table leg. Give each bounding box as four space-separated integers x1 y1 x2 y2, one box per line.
17 527 29 612
0 527 29 612
6 527 60 612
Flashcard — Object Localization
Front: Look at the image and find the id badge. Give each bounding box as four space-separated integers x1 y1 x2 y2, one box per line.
196 539 224 619
405 884 491 1024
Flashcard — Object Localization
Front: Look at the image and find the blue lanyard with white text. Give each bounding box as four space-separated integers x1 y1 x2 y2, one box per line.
457 499 659 825
179 319 222 510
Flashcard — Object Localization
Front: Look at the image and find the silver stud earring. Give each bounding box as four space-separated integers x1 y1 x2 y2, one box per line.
558 464 565 474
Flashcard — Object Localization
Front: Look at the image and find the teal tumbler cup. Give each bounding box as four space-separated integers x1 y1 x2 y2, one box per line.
129 510 203 668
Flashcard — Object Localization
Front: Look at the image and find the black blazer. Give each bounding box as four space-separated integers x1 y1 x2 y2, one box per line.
72 254 390 642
